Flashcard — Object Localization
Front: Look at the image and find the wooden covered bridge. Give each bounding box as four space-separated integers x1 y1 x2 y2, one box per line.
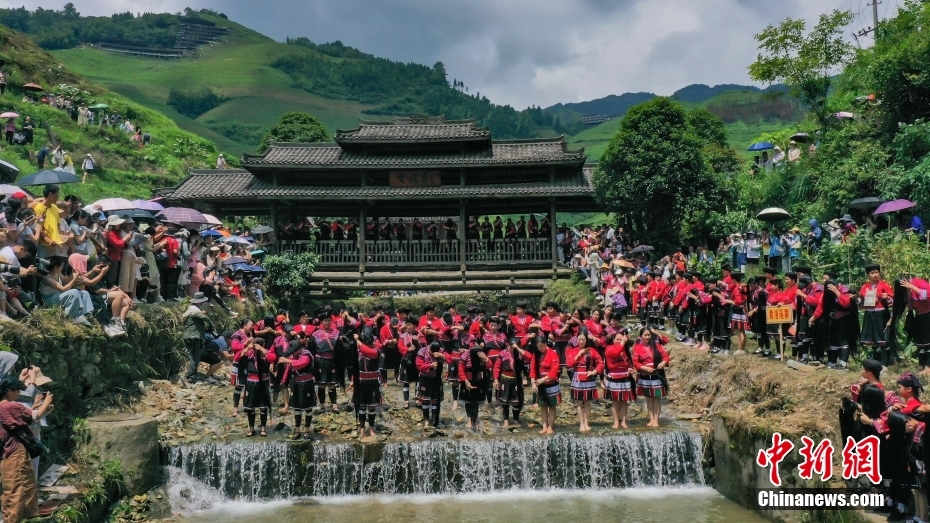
156 116 599 296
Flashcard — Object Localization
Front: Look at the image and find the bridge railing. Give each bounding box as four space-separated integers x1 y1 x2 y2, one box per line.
272 239 552 267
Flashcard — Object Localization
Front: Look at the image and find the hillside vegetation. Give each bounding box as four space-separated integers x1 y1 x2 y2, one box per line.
569 89 802 161
0 25 217 202
0 8 554 154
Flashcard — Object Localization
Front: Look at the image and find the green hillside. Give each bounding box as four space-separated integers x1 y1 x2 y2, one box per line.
566 90 803 161
50 18 375 156
0 25 216 202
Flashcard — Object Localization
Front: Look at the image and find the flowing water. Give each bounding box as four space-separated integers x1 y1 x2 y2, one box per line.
167 431 704 498
165 431 766 522
168 477 765 523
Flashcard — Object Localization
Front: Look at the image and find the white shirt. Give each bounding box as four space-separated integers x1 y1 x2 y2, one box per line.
0 246 20 269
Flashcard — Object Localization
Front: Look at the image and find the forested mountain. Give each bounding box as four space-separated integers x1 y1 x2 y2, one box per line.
0 5 226 50
3 5 801 154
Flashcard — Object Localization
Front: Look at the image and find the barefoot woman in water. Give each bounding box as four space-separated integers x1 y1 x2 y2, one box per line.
531 336 561 434
604 329 636 429
632 327 670 428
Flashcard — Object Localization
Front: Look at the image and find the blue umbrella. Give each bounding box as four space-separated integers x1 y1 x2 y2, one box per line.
16 169 80 186
747 142 775 152
222 235 252 246
201 230 223 238
232 263 265 273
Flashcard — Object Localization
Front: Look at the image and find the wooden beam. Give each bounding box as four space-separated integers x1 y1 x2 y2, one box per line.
550 197 558 270
459 198 467 273
358 207 366 275
309 269 573 282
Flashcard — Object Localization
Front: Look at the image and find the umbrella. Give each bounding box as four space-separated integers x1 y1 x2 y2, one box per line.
0 112 19 119
756 207 792 222
849 197 885 211
790 132 811 143
202 213 223 226
0 184 32 200
0 159 19 183
835 111 856 119
251 225 273 235
201 229 223 238
118 209 155 222
246 265 266 273
747 142 775 151
222 235 253 246
131 199 165 212
15 169 79 186
89 103 109 110
222 256 249 266
629 245 654 254
157 207 208 225
22 83 43 92
88 197 135 211
873 199 916 216
612 258 635 269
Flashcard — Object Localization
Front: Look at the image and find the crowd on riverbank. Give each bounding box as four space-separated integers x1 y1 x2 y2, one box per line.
183 298 670 439
0 184 269 337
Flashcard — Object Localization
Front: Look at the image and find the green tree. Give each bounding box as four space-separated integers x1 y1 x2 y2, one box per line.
687 108 728 147
748 10 854 127
593 98 725 252
259 112 331 152
262 251 320 301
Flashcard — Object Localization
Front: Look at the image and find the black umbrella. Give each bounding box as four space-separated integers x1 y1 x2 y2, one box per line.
849 197 884 211
251 225 273 235
790 132 811 143
16 169 80 186
0 159 19 184
118 209 156 222
756 207 792 222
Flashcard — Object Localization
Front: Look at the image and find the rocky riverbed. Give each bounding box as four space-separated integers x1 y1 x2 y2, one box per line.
100 339 900 448
109 366 682 447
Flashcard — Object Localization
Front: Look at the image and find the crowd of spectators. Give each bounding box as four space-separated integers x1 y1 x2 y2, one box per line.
0 184 266 337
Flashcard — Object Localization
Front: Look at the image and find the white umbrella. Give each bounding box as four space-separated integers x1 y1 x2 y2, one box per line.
88 197 135 212
202 213 223 226
756 207 792 222
0 184 32 200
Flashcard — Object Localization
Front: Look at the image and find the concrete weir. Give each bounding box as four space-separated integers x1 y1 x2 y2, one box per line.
165 430 705 500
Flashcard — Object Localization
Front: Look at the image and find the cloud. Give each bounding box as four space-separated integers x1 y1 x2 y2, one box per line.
6 0 868 108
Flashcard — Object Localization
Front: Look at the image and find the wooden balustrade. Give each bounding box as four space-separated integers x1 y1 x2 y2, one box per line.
272 238 553 268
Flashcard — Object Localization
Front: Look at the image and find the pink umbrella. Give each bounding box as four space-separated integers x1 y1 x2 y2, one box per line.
202 213 223 226
88 197 135 211
156 207 208 225
131 199 165 212
0 112 19 119
873 199 916 215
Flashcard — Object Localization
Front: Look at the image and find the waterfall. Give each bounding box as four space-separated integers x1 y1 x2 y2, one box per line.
167 431 704 501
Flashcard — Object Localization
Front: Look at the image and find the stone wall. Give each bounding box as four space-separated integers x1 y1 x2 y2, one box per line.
0 303 244 462
711 414 868 523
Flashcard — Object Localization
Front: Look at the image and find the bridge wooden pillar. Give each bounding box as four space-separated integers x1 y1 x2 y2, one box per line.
269 201 277 253
358 207 366 276
550 197 558 270
459 199 467 273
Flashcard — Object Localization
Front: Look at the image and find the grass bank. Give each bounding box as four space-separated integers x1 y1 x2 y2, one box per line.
0 25 219 201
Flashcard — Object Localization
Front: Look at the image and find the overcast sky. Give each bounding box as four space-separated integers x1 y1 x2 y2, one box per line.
5 0 897 108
